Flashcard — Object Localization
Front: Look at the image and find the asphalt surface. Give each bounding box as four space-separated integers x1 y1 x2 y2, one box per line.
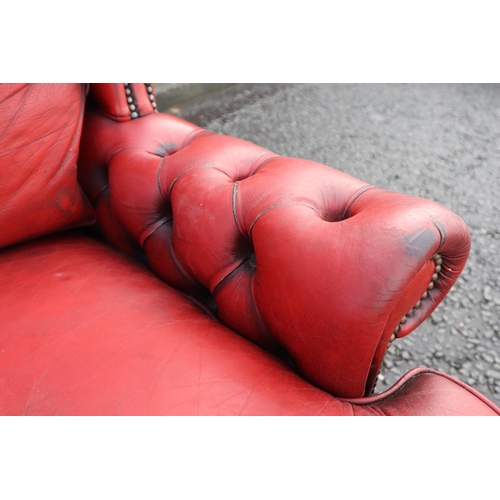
158 83 500 405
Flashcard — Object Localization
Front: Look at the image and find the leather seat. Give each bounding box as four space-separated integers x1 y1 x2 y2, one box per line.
1 233 496 415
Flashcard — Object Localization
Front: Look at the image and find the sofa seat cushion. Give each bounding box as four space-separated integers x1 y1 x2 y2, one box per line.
0 233 498 416
0 233 343 415
0 84 95 249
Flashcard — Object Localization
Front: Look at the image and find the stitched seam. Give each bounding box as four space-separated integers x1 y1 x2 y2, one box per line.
343 369 435 406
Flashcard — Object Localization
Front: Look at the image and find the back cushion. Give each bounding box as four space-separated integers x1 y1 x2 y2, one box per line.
0 84 95 248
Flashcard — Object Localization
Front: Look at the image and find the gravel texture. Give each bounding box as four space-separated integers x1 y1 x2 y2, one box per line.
161 83 500 405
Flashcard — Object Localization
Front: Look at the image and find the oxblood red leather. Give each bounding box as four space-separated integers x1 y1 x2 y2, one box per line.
0 83 495 415
0 234 497 416
78 86 471 398
88 83 157 121
0 84 95 249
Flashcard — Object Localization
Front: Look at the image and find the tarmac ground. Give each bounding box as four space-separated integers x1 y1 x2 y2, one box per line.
155 83 500 405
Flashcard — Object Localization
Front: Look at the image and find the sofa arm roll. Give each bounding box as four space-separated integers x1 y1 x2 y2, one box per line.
78 98 470 398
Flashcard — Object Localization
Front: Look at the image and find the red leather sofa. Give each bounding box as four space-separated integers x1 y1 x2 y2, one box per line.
1 83 498 415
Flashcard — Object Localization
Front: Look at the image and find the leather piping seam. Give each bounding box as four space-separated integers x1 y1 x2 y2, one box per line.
344 369 437 406
342 368 500 415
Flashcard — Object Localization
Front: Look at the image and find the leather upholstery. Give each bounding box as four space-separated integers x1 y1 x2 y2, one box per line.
344 367 500 416
77 90 471 398
0 82 494 415
0 234 496 416
0 84 95 249
88 83 157 121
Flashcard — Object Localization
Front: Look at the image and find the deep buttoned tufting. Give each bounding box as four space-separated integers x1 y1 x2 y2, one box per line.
77 85 471 398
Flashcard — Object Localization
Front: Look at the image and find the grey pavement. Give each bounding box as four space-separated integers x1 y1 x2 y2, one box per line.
156 83 500 405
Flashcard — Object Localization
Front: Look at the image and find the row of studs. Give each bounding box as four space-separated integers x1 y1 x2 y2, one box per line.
145 84 158 112
124 83 139 119
371 253 443 394
124 84 158 119
387 253 443 349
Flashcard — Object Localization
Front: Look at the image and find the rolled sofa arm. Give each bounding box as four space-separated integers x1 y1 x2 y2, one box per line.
77 84 471 398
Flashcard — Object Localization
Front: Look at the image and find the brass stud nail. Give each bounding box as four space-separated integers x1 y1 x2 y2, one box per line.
428 281 435 290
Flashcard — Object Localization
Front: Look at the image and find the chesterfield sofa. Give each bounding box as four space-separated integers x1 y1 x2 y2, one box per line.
1 83 498 416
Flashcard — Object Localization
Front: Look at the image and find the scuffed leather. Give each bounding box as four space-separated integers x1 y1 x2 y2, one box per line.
77 100 471 399
0 84 95 249
0 234 497 416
